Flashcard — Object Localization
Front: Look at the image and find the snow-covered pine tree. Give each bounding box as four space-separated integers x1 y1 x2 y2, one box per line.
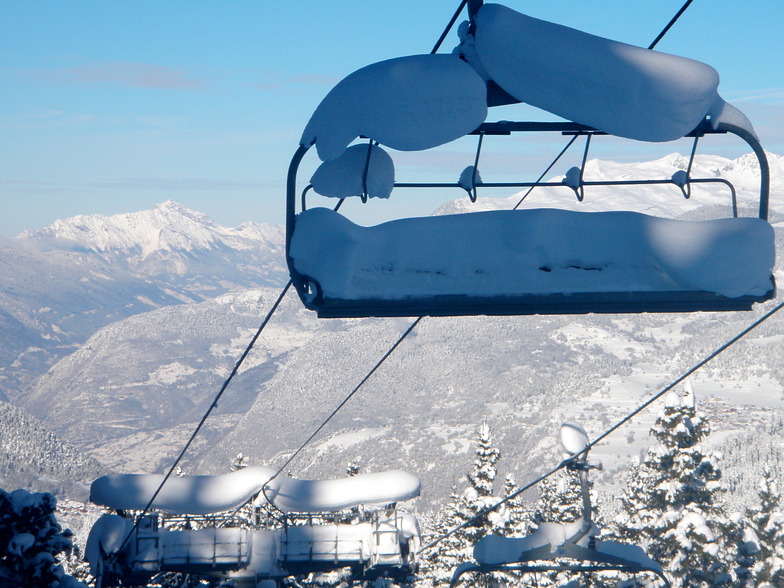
419 485 470 587
501 472 534 536
534 469 586 525
747 466 784 586
0 488 84 587
613 384 734 587
419 419 517 587
462 419 505 544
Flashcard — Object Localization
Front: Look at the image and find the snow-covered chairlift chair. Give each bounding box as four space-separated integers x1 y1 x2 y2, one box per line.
450 422 671 587
86 467 421 588
285 1 775 318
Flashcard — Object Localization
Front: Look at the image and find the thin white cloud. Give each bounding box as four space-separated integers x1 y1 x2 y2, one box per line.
21 61 209 90
726 88 784 104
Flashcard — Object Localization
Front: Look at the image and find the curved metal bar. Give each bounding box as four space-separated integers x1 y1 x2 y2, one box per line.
716 122 770 220
361 140 374 203
286 143 313 305
469 132 485 202
685 135 699 199
301 185 314 212
450 562 670 588
574 133 593 202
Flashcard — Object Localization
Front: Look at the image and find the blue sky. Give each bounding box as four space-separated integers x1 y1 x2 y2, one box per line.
2 1 783 236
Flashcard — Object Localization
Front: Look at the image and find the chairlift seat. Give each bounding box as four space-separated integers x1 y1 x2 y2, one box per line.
288 206 775 318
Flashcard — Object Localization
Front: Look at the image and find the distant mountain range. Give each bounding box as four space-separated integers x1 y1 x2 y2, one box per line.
2 152 783 510
18 200 288 295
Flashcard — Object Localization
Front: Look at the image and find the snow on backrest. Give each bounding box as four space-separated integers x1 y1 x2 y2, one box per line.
91 467 421 515
90 466 277 515
300 54 487 162
261 470 422 513
310 144 395 200
474 521 600 564
469 3 729 142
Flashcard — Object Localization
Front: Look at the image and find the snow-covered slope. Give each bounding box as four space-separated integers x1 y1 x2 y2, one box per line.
21 288 324 472
22 283 784 509
0 402 106 500
1 201 287 401
0 242 197 401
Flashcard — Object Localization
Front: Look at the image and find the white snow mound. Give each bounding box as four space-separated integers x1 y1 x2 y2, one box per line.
301 54 487 161
311 143 395 199
468 3 736 142
290 207 775 301
90 467 421 515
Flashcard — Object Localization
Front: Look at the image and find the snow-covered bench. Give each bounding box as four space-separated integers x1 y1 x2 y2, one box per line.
288 207 775 317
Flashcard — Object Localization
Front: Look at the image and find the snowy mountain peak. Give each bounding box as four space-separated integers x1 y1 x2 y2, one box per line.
153 200 217 229
18 201 281 257
15 201 287 291
20 201 225 256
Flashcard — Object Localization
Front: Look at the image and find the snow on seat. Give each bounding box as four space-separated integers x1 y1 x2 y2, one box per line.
288 207 775 317
464 3 753 142
453 527 667 585
474 521 599 564
90 467 421 515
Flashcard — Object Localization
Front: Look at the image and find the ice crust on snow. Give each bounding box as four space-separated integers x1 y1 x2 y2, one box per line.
90 467 421 515
311 144 395 199
290 207 774 301
468 3 731 142
301 54 487 161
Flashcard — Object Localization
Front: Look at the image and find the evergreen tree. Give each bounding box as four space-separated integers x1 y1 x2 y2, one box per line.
0 488 84 587
501 473 534 536
614 385 734 587
534 469 586 525
462 419 505 544
420 419 518 586
747 466 784 586
420 485 471 587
